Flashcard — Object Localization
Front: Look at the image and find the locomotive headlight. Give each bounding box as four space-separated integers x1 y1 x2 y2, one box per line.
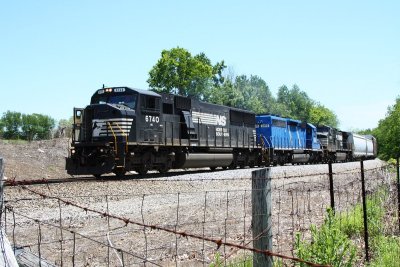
100 148 104 153
71 149 75 154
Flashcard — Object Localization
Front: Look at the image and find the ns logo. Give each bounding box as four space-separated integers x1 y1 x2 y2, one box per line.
216 115 226 126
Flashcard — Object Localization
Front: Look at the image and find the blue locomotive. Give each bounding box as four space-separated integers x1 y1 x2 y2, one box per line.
66 86 377 177
256 115 322 166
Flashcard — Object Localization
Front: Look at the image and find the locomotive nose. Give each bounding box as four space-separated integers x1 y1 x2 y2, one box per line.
87 104 134 141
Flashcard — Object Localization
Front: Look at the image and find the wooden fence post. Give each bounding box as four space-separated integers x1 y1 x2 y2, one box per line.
0 157 19 267
252 168 273 267
0 157 4 223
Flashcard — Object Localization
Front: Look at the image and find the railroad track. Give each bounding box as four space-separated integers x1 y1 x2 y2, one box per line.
4 176 97 186
3 168 228 187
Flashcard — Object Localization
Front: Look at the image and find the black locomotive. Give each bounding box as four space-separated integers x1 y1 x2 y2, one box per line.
66 86 260 177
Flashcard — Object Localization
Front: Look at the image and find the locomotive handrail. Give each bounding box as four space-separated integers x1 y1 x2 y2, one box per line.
107 122 118 155
114 122 129 153
259 134 272 149
259 134 272 162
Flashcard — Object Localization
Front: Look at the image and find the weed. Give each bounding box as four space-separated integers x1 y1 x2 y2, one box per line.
209 252 252 267
338 196 384 238
1 139 28 145
369 236 400 266
295 208 357 267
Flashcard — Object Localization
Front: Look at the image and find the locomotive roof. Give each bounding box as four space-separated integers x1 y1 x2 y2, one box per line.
120 87 161 97
307 123 316 129
257 114 299 122
94 86 255 114
130 87 161 97
93 87 161 98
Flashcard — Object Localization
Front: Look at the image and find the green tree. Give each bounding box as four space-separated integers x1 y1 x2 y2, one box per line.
1 111 22 139
21 114 37 141
276 84 314 121
309 104 339 128
248 75 274 114
21 113 55 140
55 117 74 138
209 79 244 108
236 75 273 113
147 47 225 100
374 97 400 160
0 119 4 137
1 111 55 141
34 113 55 139
356 128 374 135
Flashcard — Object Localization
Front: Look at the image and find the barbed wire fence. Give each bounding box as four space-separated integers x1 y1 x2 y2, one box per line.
0 161 398 266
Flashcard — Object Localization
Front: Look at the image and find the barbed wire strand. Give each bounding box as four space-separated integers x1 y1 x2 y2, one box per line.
10 184 331 267
6 207 162 267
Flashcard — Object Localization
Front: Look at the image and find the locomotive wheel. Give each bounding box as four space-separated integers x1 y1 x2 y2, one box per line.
113 168 126 177
157 165 170 174
209 167 216 171
94 174 102 179
221 166 228 170
135 166 149 175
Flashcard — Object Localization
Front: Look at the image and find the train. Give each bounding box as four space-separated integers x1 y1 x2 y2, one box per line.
65 86 377 177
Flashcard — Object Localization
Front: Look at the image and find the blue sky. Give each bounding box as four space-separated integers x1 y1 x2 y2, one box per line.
1 1 399 130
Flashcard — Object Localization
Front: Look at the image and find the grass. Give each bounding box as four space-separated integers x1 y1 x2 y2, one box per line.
209 253 252 267
1 139 29 145
295 208 357 267
369 236 400 266
294 188 399 267
337 191 386 238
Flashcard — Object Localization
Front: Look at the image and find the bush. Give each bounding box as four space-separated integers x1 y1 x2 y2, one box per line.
295 208 357 267
0 111 55 140
338 195 384 238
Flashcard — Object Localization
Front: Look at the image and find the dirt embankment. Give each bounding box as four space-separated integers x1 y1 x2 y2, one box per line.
0 138 70 181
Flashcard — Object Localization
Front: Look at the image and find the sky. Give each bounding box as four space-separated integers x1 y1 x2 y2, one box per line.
1 1 399 130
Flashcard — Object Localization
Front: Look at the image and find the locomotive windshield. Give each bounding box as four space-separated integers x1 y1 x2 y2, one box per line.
92 94 137 110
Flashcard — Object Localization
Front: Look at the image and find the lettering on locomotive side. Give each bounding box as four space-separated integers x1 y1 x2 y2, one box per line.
216 127 230 137
145 115 160 123
192 111 227 127
216 115 226 127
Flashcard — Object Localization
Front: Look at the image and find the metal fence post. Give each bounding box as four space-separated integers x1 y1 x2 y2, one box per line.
328 162 335 214
360 160 370 262
252 168 272 267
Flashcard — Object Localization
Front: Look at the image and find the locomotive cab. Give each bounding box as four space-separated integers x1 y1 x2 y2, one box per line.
67 87 162 176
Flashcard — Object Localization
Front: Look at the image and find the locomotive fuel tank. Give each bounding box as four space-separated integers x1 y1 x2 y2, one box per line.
180 153 233 168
